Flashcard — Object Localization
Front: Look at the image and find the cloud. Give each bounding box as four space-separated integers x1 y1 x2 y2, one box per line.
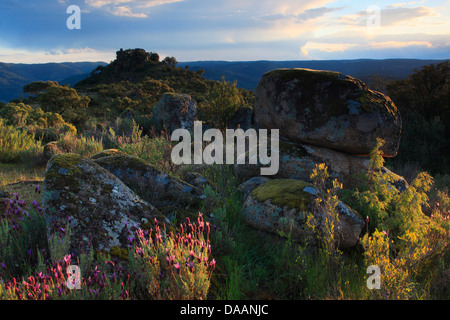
109 5 148 17
0 47 114 63
84 0 184 18
300 41 357 57
85 0 184 9
299 38 443 59
339 5 437 27
260 6 343 22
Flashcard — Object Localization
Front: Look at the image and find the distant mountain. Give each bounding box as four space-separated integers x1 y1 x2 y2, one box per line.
178 59 449 91
0 61 107 102
1 58 448 102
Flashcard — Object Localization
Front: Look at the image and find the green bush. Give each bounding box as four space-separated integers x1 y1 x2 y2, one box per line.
0 119 42 163
353 138 448 299
198 77 249 130
56 132 103 158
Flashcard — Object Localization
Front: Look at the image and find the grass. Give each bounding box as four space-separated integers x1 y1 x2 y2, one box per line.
0 163 44 210
0 133 448 300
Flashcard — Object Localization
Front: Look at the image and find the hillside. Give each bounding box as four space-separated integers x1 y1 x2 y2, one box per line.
0 61 107 102
1 57 448 102
178 59 450 90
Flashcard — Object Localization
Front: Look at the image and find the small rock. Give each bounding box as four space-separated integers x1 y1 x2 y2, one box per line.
242 179 364 248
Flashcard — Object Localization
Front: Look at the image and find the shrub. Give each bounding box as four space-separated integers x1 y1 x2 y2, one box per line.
21 144 46 168
198 77 249 130
0 190 215 300
129 214 214 300
56 132 103 158
0 190 47 279
0 119 42 163
353 138 448 299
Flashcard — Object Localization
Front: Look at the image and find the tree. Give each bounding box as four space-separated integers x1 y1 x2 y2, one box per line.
38 85 90 125
199 76 247 131
23 81 58 98
162 56 178 67
387 61 449 119
386 61 450 174
148 52 160 63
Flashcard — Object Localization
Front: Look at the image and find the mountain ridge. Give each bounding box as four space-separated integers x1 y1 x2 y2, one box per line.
177 58 450 90
0 61 107 102
1 58 448 102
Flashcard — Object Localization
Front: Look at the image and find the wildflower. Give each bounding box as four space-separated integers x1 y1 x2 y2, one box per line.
209 259 216 271
365 216 369 234
174 263 181 275
62 255 71 268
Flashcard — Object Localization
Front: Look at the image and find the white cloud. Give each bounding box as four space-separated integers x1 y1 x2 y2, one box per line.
0 47 114 63
84 0 184 18
109 6 148 17
85 0 184 9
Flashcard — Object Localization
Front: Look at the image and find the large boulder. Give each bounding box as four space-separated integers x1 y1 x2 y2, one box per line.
153 92 197 134
91 153 204 210
254 68 401 157
242 179 364 248
234 140 370 189
43 153 167 258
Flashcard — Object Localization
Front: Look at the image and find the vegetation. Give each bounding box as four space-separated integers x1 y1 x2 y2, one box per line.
0 51 448 300
386 61 449 175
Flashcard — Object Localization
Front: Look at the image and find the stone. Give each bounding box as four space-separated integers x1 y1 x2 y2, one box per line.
379 166 409 193
91 153 204 209
242 179 364 248
43 141 61 162
237 176 272 199
43 153 167 258
227 106 253 130
254 68 402 157
153 92 197 135
90 149 125 160
181 172 210 191
234 140 370 189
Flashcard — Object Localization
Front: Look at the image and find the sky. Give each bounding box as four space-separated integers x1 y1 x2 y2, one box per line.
0 0 449 63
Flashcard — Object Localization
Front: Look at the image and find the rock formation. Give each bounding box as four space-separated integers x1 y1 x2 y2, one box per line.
153 92 197 135
254 68 402 157
43 153 168 258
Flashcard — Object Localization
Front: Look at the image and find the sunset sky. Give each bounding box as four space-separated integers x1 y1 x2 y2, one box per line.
0 0 449 63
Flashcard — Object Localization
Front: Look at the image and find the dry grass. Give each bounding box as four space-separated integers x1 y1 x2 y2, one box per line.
0 163 44 205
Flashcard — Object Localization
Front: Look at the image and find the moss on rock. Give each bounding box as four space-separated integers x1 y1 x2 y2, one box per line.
90 149 125 160
251 179 313 211
254 68 402 156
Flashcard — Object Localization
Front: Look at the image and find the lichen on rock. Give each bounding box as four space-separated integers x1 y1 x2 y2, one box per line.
43 153 168 258
254 68 402 157
242 179 364 248
91 153 205 210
